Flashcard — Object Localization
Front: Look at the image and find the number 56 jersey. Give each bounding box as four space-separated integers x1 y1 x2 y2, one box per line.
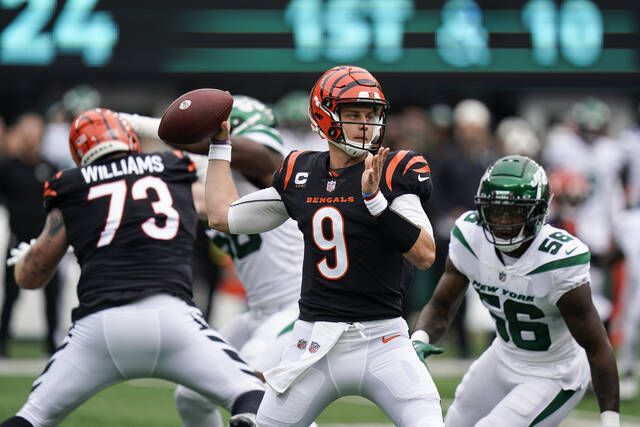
43 151 198 321
450 211 592 386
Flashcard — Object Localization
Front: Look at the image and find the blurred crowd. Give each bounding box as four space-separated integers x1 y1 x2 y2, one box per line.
1 87 639 400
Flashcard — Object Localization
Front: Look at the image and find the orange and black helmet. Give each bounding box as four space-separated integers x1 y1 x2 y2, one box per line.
69 108 141 166
309 65 389 157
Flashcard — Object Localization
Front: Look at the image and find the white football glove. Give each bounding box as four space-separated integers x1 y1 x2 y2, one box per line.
7 239 36 267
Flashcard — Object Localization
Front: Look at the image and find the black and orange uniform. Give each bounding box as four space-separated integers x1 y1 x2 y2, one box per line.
272 149 432 322
43 151 198 321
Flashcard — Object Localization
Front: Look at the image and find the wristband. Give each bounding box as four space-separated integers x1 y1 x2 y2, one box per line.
208 143 232 162
601 411 620 427
411 330 430 344
378 207 421 253
211 138 231 145
363 190 388 217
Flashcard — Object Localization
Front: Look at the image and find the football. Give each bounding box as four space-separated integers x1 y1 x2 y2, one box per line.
158 88 233 145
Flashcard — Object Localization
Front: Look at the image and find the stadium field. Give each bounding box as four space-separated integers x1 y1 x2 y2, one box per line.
0 355 638 426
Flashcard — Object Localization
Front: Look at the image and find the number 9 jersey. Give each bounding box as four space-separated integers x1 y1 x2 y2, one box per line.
450 210 592 388
43 151 198 321
272 149 432 323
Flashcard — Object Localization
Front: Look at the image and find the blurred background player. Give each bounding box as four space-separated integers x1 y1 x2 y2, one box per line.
542 97 626 322
612 208 640 400
413 155 620 427
429 99 499 358
0 113 62 357
0 108 264 427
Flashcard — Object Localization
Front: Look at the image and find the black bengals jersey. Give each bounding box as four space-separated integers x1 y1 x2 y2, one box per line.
272 150 432 322
43 151 198 321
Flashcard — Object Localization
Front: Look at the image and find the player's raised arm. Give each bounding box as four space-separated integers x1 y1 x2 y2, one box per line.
557 283 620 426
206 120 238 232
13 209 69 289
361 148 436 269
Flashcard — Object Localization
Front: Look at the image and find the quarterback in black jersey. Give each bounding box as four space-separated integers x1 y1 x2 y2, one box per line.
1 109 263 427
205 66 444 426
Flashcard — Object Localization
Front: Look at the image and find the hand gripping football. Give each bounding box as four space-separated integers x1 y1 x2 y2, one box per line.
158 88 233 145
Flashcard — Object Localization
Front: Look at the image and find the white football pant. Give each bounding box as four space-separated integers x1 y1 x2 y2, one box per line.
256 317 444 427
445 344 588 427
16 294 263 427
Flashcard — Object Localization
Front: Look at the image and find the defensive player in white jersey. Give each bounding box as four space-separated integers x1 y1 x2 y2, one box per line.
413 155 620 427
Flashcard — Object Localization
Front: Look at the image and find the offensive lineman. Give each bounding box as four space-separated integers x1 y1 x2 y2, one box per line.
413 155 620 427
121 96 313 427
0 109 264 427
204 65 444 426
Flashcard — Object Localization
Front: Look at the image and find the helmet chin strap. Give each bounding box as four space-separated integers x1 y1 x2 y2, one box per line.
328 139 368 158
493 227 529 253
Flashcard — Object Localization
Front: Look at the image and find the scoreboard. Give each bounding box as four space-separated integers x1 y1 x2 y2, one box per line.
0 0 637 74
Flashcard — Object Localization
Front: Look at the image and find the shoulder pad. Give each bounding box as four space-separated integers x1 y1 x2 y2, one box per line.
525 225 590 275
450 210 484 259
43 169 80 212
273 150 314 192
235 126 285 155
380 150 432 202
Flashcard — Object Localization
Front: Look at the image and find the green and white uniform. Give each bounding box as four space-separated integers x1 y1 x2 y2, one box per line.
176 97 307 427
210 95 303 315
445 210 591 427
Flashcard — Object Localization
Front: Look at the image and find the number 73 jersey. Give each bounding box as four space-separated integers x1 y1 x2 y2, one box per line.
43 151 198 321
450 211 592 382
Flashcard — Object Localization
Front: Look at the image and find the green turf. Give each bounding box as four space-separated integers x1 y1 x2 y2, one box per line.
1 374 635 425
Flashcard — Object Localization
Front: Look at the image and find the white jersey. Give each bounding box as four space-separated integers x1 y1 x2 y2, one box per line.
208 130 303 310
543 129 625 254
449 211 591 387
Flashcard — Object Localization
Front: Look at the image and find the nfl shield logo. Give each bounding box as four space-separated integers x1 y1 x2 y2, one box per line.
326 180 336 192
297 339 307 350
499 271 507 282
309 341 320 353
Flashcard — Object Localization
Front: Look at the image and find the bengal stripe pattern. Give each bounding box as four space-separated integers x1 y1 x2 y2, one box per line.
283 150 303 190
385 150 409 191
403 155 430 174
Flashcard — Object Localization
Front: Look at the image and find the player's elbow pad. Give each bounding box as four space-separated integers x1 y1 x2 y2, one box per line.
378 208 421 254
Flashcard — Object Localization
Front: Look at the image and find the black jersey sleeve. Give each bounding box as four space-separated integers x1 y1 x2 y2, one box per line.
43 169 83 213
380 150 432 203
161 151 198 184
272 150 303 196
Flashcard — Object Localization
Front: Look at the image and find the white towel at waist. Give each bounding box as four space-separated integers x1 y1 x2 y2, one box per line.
264 321 348 394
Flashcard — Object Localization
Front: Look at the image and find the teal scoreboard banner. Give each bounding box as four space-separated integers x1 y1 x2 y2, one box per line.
0 0 638 74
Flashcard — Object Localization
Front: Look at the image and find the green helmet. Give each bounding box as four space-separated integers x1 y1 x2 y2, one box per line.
474 155 550 252
230 95 277 136
570 97 610 133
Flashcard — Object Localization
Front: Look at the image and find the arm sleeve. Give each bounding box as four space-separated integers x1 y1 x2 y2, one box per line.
228 187 290 234
389 193 434 239
118 113 160 140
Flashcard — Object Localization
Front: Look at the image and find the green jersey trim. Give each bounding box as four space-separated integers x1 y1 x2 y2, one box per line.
235 125 283 145
530 389 577 426
277 320 295 337
526 252 591 275
452 225 477 259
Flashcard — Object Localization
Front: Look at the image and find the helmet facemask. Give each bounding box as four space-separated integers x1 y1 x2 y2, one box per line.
330 101 387 157
475 198 547 252
474 155 551 253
